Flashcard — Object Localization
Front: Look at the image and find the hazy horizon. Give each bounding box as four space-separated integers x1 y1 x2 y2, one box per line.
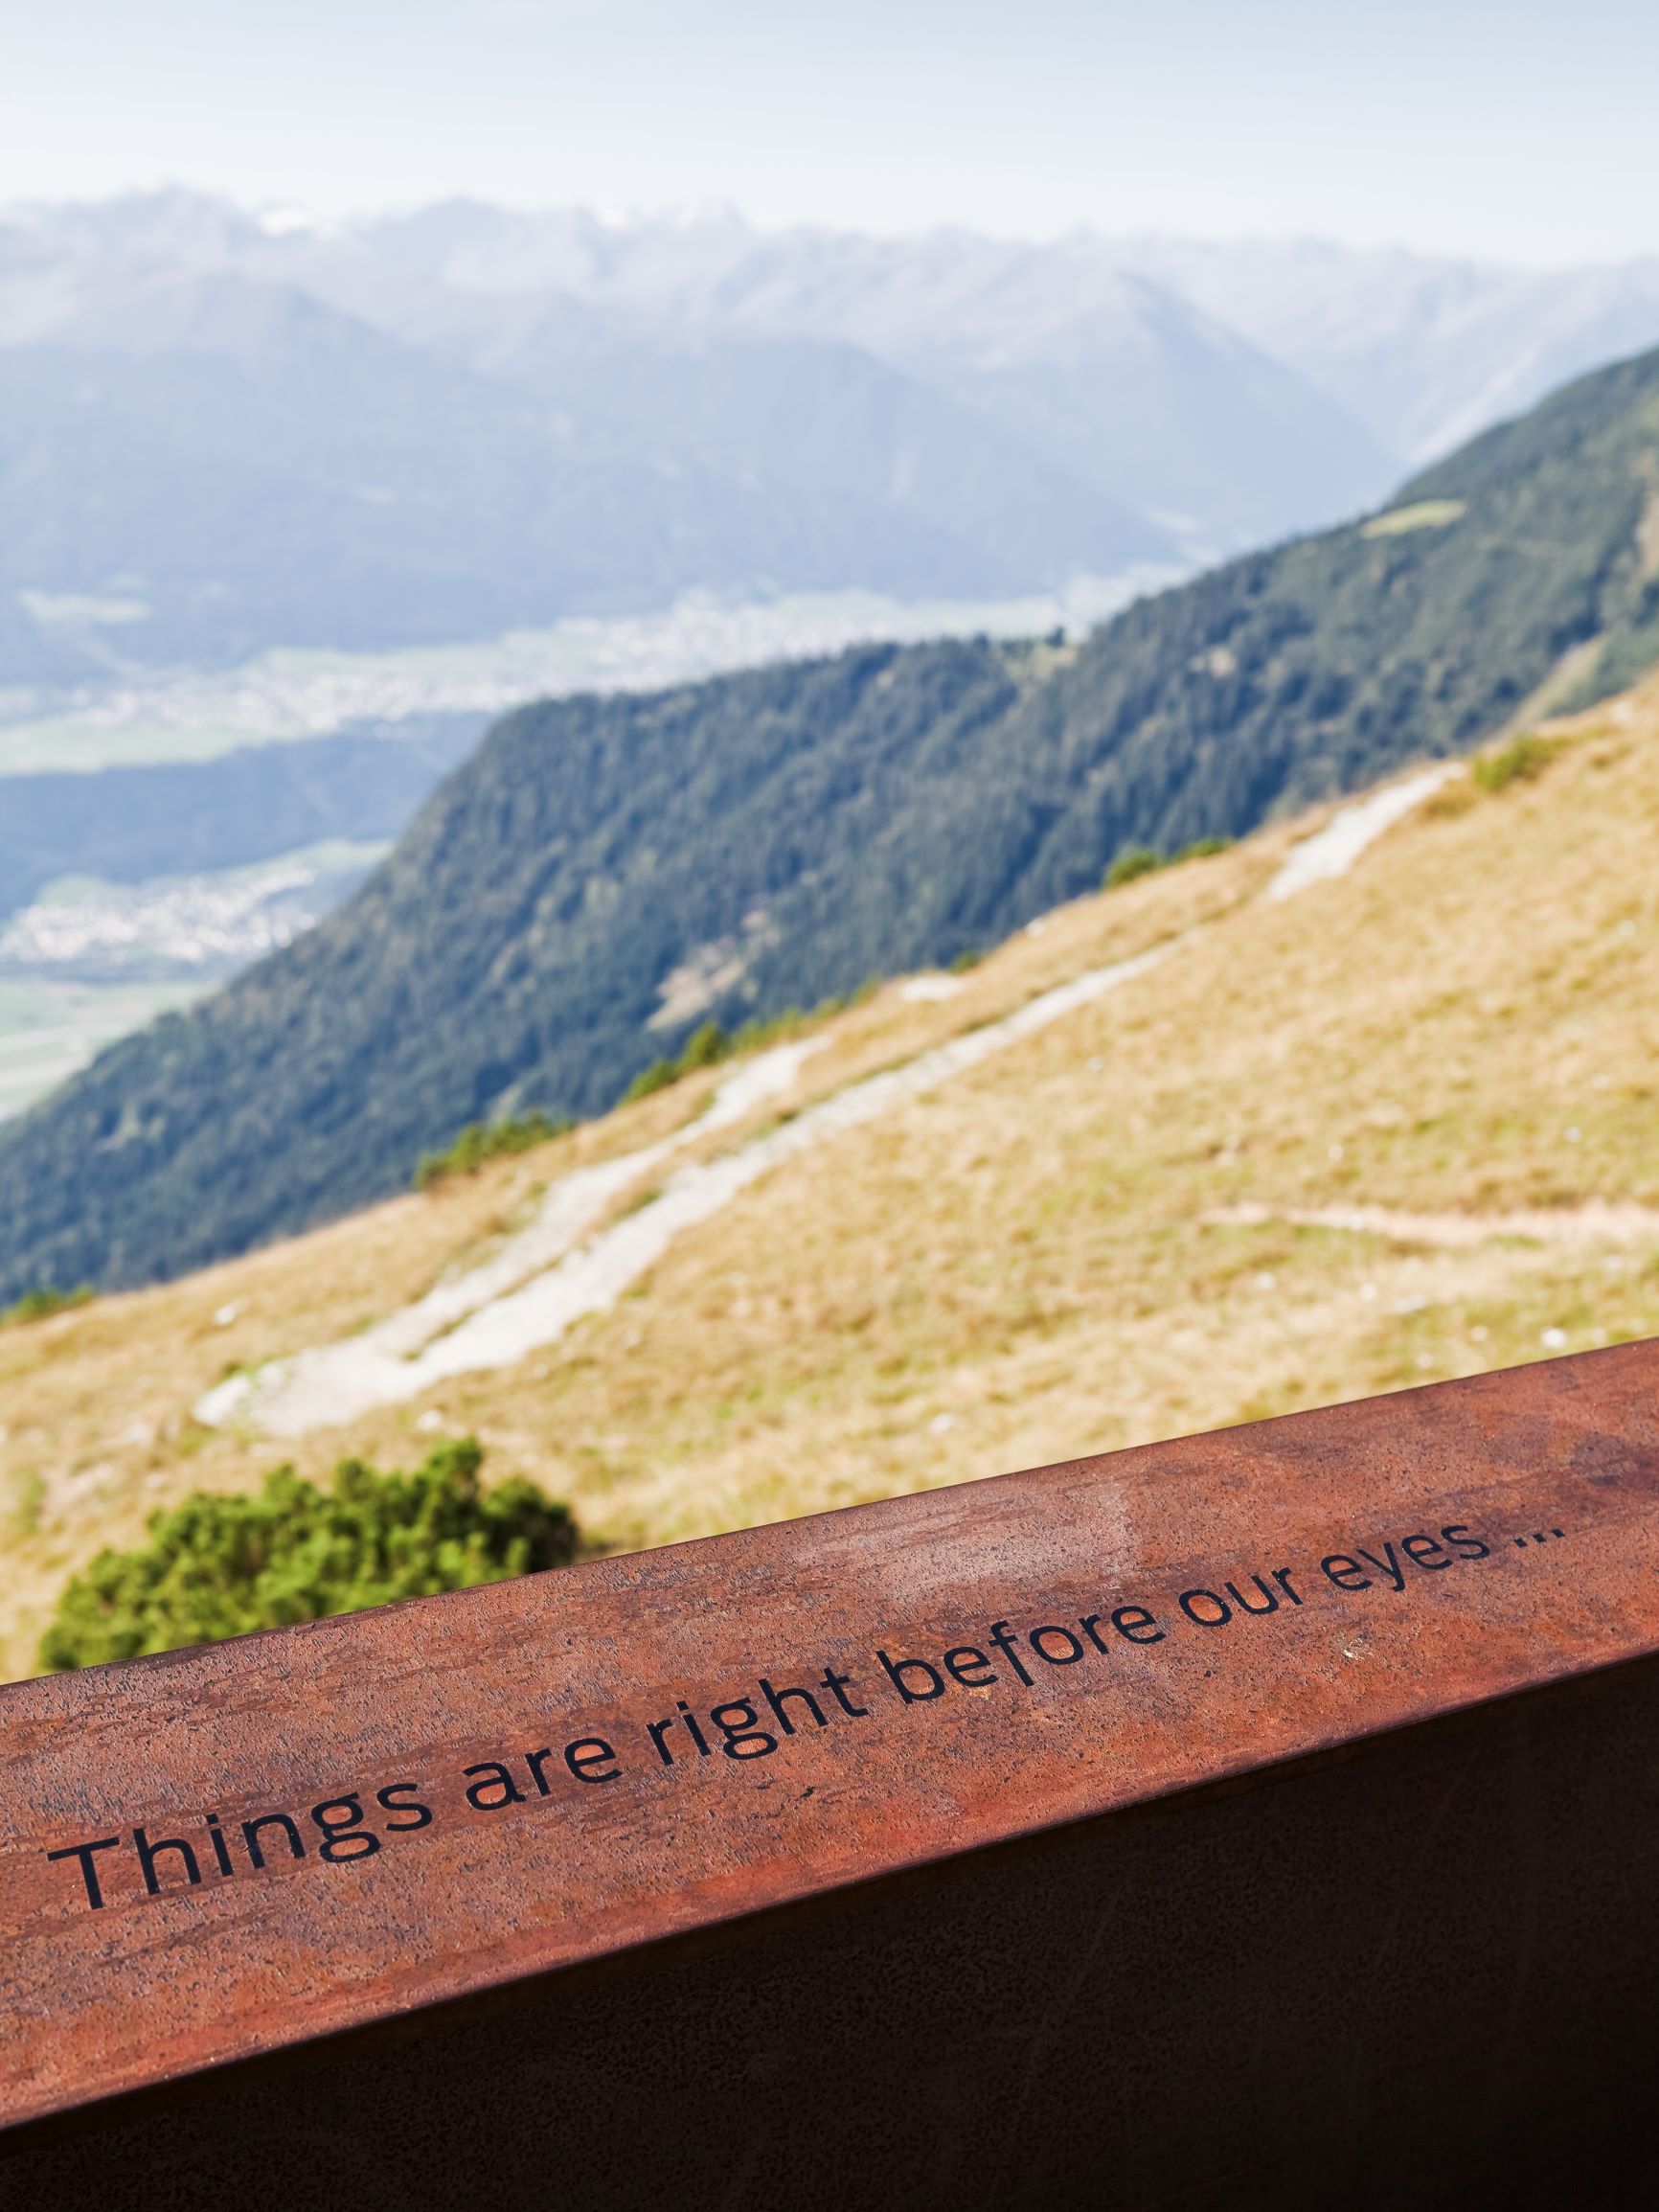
8 184 1659 280
3 0 1657 268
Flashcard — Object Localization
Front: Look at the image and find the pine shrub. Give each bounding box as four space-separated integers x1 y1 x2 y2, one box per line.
38 1440 579 1671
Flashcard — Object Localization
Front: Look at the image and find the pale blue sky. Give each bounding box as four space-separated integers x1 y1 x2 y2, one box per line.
2 0 1654 263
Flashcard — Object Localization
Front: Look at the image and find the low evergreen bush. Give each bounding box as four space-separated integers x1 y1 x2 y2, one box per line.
1472 733 1565 793
1105 847 1164 888
623 1019 736 1103
415 1110 573 1190
1104 836 1232 893
38 1439 580 1671
1 1285 92 1329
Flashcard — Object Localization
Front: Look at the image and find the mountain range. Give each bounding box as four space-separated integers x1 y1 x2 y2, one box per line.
0 258 1167 686
18 192 1659 697
7 194 1659 700
2 337 1655 1304
7 194 1659 923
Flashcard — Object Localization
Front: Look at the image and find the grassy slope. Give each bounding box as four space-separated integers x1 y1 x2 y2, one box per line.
4 673 1658 1679
3 342 1656 1307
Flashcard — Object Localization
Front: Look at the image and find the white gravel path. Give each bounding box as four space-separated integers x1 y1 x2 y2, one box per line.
699 1038 823 1129
198 754 1459 1441
1206 1199 1659 1248
197 947 1170 1437
1266 764 1458 901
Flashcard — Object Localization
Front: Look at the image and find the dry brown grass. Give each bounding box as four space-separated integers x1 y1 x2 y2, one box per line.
6 672 1659 1679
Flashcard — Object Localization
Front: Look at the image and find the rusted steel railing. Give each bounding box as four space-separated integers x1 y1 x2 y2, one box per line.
5 1342 1659 2207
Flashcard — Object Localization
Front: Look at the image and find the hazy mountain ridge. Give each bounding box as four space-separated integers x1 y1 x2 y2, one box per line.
1 252 1160 685
381 218 1397 543
0 192 1406 693
2 340 1656 1305
282 197 1659 460
10 190 1659 695
0 718 484 921
263 194 1659 468
1114 236 1659 460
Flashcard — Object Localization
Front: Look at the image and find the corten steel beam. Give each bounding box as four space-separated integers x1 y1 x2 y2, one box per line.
4 1342 1659 2208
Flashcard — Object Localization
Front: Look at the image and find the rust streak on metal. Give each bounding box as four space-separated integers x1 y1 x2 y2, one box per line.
3 1342 1658 2132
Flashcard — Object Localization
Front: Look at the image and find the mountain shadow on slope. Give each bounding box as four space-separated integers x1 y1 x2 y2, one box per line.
1 344 1656 1301
0 717 488 924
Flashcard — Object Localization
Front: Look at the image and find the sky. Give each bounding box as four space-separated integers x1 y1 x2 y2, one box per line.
2 0 1656 265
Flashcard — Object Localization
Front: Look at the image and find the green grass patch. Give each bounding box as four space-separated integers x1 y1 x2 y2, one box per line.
416 1110 574 1191
620 994 857 1112
1361 499 1467 539
1 1285 93 1329
1106 835 1235 890
1473 733 1567 794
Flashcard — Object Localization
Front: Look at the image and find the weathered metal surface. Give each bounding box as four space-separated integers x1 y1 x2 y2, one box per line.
3 1340 1658 2136
12 1653 1659 2210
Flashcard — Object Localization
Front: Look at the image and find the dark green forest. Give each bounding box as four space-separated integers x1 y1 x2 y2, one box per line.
2 345 1657 1304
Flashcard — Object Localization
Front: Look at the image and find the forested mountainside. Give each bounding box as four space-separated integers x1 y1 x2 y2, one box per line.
2 344 1657 1302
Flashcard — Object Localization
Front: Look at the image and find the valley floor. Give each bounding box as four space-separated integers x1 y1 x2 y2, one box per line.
4 673 1658 1679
